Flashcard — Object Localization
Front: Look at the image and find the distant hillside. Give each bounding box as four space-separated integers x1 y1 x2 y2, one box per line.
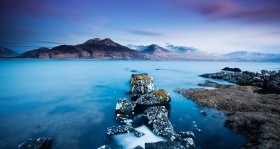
18 38 146 59
224 51 280 62
0 47 18 57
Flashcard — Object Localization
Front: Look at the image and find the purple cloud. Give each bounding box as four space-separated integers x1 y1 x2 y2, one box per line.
172 0 280 23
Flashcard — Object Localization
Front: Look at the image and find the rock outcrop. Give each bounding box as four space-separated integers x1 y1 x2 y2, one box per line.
130 73 154 99
115 99 136 124
136 89 171 106
202 69 280 93
105 73 195 149
143 106 180 141
106 125 144 137
18 137 52 149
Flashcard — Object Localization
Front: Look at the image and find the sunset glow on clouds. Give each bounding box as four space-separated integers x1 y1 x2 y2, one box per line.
0 0 280 53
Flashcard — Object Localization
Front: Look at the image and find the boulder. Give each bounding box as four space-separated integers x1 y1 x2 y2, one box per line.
222 67 241 72
18 137 52 149
136 89 171 106
178 131 195 138
133 145 144 149
143 106 180 141
130 73 154 99
115 99 136 124
145 141 185 149
106 125 144 137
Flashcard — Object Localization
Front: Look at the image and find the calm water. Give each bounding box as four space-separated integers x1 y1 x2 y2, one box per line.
0 60 279 149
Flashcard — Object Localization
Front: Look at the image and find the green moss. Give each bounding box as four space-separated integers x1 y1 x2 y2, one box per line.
161 114 168 122
153 89 168 100
131 75 151 83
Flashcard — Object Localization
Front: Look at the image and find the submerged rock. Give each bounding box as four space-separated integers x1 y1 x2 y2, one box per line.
136 89 171 106
133 145 144 149
115 99 136 124
145 141 185 149
143 106 180 141
222 67 241 72
97 145 111 149
130 73 154 99
182 138 196 149
179 131 195 138
18 137 52 149
106 125 144 137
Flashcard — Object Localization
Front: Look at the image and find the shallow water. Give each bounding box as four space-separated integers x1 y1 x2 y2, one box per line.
0 60 279 149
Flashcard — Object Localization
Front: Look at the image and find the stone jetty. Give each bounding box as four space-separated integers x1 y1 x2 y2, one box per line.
104 73 195 149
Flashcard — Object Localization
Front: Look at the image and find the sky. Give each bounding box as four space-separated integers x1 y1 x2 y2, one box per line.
0 0 280 54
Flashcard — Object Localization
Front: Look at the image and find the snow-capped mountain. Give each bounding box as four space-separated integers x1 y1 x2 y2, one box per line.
126 44 147 51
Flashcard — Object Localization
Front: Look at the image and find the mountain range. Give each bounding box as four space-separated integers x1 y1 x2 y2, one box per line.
0 47 18 58
0 38 279 61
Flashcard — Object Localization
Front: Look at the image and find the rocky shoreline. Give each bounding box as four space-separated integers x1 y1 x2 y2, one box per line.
177 68 280 149
202 67 280 93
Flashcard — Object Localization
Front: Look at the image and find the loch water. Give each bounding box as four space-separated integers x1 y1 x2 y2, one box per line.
0 60 279 149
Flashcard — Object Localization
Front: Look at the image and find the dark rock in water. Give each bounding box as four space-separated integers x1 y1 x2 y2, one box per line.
130 73 154 99
145 141 185 149
18 137 52 149
200 110 207 116
131 114 145 127
131 70 138 73
222 67 241 72
136 89 171 106
115 99 136 124
202 70 280 93
134 130 145 137
133 145 144 149
179 131 195 138
97 145 111 149
198 80 233 88
143 106 180 141
107 125 135 135
106 125 144 137
182 138 196 149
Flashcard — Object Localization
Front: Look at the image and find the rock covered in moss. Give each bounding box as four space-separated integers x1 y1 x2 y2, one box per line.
143 106 180 141
136 89 171 106
18 137 52 149
115 99 136 124
130 73 154 99
106 125 144 137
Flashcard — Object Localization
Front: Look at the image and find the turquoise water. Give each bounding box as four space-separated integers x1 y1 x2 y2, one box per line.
0 60 279 149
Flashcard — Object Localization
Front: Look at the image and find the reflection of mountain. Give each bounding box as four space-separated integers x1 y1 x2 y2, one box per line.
0 47 18 57
12 38 280 61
